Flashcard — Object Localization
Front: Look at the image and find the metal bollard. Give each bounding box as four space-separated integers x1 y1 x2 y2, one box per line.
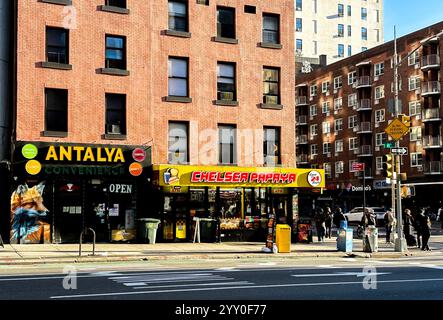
79 228 96 256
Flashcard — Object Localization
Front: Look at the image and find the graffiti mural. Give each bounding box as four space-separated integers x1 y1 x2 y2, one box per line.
10 182 51 244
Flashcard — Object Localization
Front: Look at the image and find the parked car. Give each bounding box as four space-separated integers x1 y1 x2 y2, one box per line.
344 207 388 226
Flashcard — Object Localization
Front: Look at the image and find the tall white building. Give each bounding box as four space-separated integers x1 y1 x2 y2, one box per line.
295 0 384 65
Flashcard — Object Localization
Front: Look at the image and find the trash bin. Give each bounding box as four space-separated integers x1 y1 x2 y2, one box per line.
337 228 353 253
199 218 217 243
363 226 378 253
138 218 161 244
275 224 291 253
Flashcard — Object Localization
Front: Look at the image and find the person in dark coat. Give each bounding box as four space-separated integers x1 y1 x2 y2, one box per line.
360 208 376 228
416 209 432 251
333 207 347 229
403 209 417 247
324 207 333 238
314 207 326 242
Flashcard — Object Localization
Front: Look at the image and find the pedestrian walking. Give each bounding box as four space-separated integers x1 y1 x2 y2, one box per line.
314 207 326 242
384 209 396 243
416 209 432 251
438 206 443 230
413 210 422 248
324 206 333 239
333 207 347 229
403 209 417 247
360 208 376 228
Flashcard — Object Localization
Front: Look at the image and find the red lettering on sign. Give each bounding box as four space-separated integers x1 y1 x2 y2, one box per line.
191 171 201 182
289 174 296 183
240 172 249 183
250 173 258 182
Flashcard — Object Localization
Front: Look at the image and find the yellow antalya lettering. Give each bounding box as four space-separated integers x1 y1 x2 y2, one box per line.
73 146 85 161
105 148 115 162
46 146 58 161
114 149 125 163
97 148 106 162
83 147 95 161
59 146 72 161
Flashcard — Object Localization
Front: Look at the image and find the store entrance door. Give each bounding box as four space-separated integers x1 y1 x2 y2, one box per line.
272 194 289 224
85 181 109 243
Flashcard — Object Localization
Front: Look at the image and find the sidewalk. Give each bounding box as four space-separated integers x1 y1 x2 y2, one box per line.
1 235 442 265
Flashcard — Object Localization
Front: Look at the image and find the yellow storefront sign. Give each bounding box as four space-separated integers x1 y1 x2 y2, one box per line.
153 165 325 188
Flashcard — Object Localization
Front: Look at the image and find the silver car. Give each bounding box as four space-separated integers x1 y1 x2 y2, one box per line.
344 207 387 226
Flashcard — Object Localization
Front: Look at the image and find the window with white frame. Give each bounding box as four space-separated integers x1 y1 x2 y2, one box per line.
322 121 331 134
334 118 343 132
374 62 384 76
324 163 332 176
310 104 318 116
335 140 344 152
348 71 356 85
333 76 343 90
349 159 358 172
408 51 420 66
322 101 330 114
348 115 358 128
376 156 383 170
410 126 422 141
322 81 330 93
335 161 344 174
408 76 421 91
323 142 331 154
348 93 357 107
310 85 317 97
310 124 318 137
334 97 343 110
311 144 318 156
410 152 423 167
376 133 386 146
409 101 421 116
375 85 385 99
375 109 385 123
349 137 358 150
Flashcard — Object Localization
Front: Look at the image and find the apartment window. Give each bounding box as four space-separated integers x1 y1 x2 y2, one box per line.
310 124 318 137
311 144 318 156
313 41 318 55
338 44 344 57
219 125 237 164
334 118 343 132
310 104 318 116
361 8 367 20
105 93 126 135
408 76 421 91
348 93 357 107
409 101 421 116
338 4 344 16
348 45 352 57
375 109 385 123
263 14 280 44
322 81 330 93
310 85 317 97
168 57 189 97
376 9 380 23
296 39 303 52
375 85 384 99
338 24 344 37
333 76 343 90
322 121 331 134
217 62 236 101
408 51 420 66
347 5 351 16
106 0 126 8
324 163 332 176
348 115 357 128
168 122 189 164
376 133 386 146
296 18 303 32
374 62 384 76
322 101 330 114
46 27 68 64
105 35 126 69
263 67 280 104
45 88 68 133
323 142 331 154
376 29 380 42
335 161 344 174
349 137 358 150
335 140 344 153
312 0 317 13
313 20 317 34
217 7 236 39
264 127 281 165
168 0 188 32
348 71 357 85
411 153 423 167
334 98 343 110
347 25 352 37
410 127 422 141
376 157 383 170
296 0 302 11
361 27 368 40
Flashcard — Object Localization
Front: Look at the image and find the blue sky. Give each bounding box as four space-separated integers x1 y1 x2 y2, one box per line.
384 0 443 41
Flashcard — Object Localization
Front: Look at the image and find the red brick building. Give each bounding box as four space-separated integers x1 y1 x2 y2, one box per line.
3 0 310 244
296 21 443 213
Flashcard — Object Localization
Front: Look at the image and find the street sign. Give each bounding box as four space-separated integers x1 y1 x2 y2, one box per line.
383 142 396 149
391 147 408 155
385 118 409 141
351 162 365 171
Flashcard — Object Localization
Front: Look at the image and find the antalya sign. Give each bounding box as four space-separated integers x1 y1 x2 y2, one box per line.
45 146 125 163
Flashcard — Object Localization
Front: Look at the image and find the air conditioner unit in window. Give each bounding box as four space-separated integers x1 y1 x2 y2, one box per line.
416 115 421 120
375 99 380 105
326 112 330 116
334 131 338 136
417 166 423 172
354 149 360 154
326 153 331 158
107 124 121 135
415 89 421 95
374 76 379 81
309 116 314 121
415 63 420 69
309 97 313 101
352 83 357 88
353 127 358 132
375 123 380 128
333 89 338 94
375 146 380 151
326 91 330 96
265 95 278 104
334 153 339 157
334 110 338 115
219 91 234 101
335 174 340 178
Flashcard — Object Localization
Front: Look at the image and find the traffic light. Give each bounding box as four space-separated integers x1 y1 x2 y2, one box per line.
399 114 411 128
382 154 394 180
